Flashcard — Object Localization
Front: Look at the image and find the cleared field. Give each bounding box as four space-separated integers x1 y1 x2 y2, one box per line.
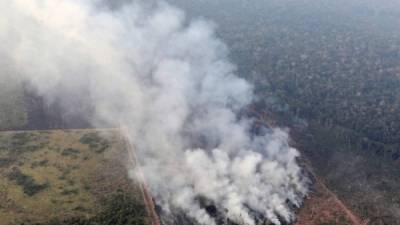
294 177 366 225
0 129 150 225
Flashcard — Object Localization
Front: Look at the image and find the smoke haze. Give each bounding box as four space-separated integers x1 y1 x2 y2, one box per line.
0 0 308 224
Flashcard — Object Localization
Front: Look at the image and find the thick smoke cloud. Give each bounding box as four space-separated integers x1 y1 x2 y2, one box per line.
0 0 308 224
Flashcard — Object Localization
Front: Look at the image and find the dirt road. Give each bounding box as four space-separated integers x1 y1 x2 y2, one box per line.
123 129 161 225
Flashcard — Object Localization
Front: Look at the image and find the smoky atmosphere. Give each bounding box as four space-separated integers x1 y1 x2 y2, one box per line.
0 0 399 225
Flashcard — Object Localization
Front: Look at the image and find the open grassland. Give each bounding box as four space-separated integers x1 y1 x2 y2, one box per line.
0 129 150 225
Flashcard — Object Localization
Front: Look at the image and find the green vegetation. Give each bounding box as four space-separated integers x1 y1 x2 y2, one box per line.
7 167 49 196
61 148 80 157
60 188 79 196
0 158 14 167
11 133 34 147
79 133 110 153
9 133 44 154
26 192 150 225
31 160 49 168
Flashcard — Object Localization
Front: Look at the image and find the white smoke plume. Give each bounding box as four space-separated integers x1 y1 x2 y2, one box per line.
0 0 308 224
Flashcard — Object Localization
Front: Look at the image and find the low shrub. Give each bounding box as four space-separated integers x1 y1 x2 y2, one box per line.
7 167 49 196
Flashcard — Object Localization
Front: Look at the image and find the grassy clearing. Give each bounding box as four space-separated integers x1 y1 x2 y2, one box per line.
0 129 149 225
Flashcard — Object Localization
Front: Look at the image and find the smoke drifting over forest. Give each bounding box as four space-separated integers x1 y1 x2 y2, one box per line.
0 0 308 224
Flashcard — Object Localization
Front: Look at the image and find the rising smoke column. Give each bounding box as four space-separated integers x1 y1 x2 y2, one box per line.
0 0 309 224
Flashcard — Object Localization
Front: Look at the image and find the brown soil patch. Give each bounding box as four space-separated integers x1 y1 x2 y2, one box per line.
295 177 369 225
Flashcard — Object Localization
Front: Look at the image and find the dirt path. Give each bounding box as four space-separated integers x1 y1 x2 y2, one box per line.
298 157 369 225
317 178 368 225
123 129 161 225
